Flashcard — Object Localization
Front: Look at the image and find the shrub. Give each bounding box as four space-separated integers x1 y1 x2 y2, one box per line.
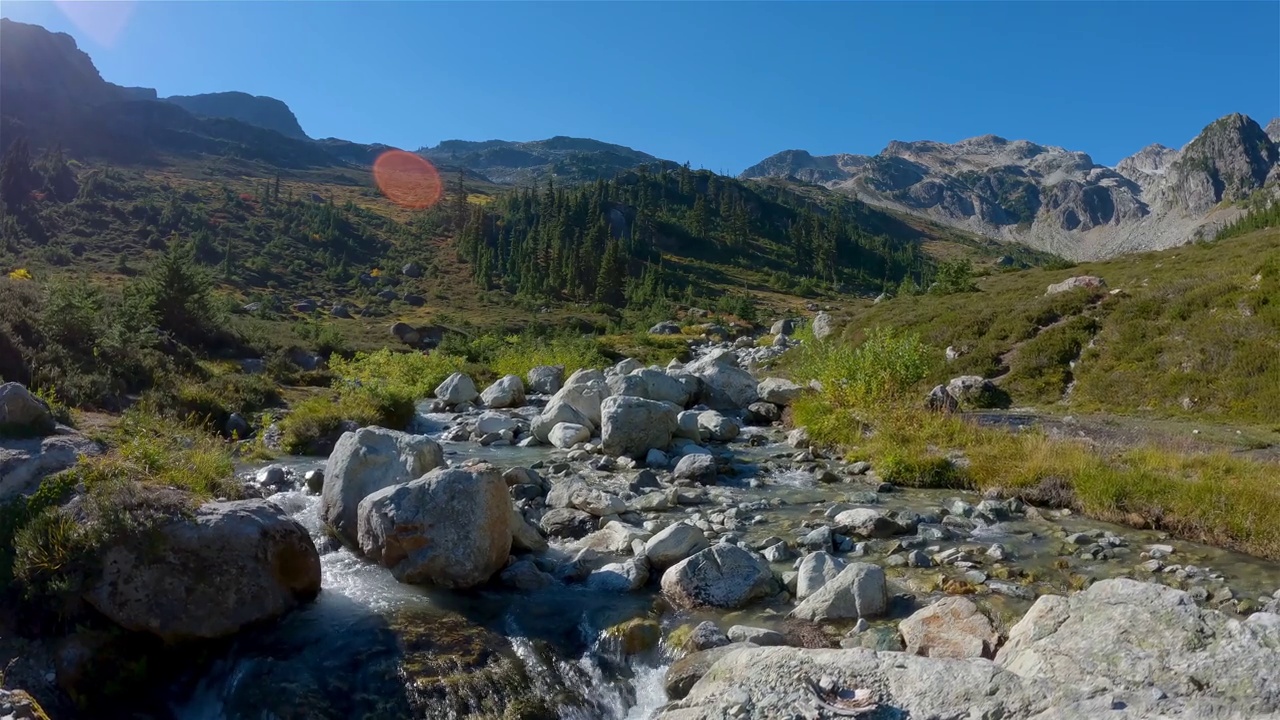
790 326 931 413
278 386 414 455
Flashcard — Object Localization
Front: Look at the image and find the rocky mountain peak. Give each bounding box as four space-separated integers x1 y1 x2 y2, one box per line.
164 91 309 140
1267 118 1280 144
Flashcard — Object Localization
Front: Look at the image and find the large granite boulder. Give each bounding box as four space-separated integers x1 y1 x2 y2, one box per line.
789 562 888 621
661 543 776 609
434 372 478 405
600 395 677 459
321 427 445 547
684 350 758 410
899 596 999 659
479 375 525 409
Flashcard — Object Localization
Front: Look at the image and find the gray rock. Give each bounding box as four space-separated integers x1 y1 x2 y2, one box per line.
548 422 590 449
390 322 419 344
357 465 511 588
509 506 547 553
756 378 803 406
533 399 593 442
539 507 596 540
526 365 565 395
811 312 835 340
745 402 781 424
586 557 650 592
689 621 731 651
545 478 626 516
434 372 479 405
499 559 556 590
727 625 785 646
770 319 796 336
0 382 53 435
786 427 810 449
225 412 250 439
600 395 677 459
1046 275 1106 295
84 499 320 642
303 469 324 494
321 427 444 547
760 541 794 563
696 411 739 442
900 596 999 658
664 643 746 701
480 375 525 409
401 261 422 277
329 304 352 319
0 430 102 502
675 410 705 441
796 551 846 600
800 525 833 552
673 453 718 484
548 369 609 428
650 321 682 335
645 522 711 570
661 543 776 609
946 375 998 406
580 520 652 554
926 384 959 413
790 562 888 621
833 507 901 538
684 350 759 410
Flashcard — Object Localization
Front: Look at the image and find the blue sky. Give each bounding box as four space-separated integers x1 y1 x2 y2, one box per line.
3 1 1278 173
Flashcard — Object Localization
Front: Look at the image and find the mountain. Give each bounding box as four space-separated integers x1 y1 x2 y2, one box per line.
417 136 668 184
742 116 1280 260
165 91 310 140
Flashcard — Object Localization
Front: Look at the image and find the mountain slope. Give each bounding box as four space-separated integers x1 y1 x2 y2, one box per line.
743 116 1280 260
165 91 309 140
417 136 668 184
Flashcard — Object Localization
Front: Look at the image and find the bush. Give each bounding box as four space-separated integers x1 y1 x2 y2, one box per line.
278 386 415 455
790 326 931 413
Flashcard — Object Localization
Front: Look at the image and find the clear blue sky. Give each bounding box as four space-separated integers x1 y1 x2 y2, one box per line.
3 1 1278 173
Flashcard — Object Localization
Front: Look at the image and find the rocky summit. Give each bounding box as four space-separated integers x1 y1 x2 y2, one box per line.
742 113 1280 260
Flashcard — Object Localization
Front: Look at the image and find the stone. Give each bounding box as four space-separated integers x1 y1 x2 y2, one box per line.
581 520 652 554
745 402 781 425
925 384 959 413
390 322 420 345
225 412 251 439
545 478 626 516
401 261 422 277
907 549 933 568
526 365 565 395
696 411 739 442
796 551 846 600
800 525 833 552
586 557 650 592
509 506 547 553
673 453 718 484
786 427 810 449
689 621 731 651
474 412 518 435
811 311 835 340
664 644 746 701
760 541 794 563
600 395 677 459
303 469 324 494
946 375 1000 407
499 559 556 591
549 369 610 428
727 625 785 646
0 382 54 435
329 304 352 319
0 431 102 502
321 427 445 547
645 522 711 569
900 597 999 659
539 507 596 540
833 507 901 538
480 375 526 408
675 410 705 441
684 350 759 410
996 578 1280 713
661 543 776 609
1046 275 1106 295
357 465 511 588
84 499 320 642
644 448 670 468
548 422 590 449
756 378 803 406
770 319 796 336
650 321 682 335
790 562 888 621
532 398 593 442
434 372 479 405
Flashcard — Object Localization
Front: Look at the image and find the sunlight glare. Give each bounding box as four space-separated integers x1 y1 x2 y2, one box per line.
372 150 443 209
54 0 135 48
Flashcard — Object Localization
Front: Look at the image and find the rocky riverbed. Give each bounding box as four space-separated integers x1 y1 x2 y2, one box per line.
161 334 1280 720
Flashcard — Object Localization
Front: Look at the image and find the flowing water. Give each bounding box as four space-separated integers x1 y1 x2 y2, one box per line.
169 399 1280 719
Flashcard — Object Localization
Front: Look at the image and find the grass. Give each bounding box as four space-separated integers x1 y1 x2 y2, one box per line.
818 227 1280 426
277 386 415 455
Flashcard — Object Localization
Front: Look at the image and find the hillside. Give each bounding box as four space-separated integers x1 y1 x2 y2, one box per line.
743 115 1280 261
812 225 1280 429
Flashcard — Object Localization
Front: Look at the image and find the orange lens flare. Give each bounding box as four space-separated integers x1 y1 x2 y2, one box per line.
373 150 443 209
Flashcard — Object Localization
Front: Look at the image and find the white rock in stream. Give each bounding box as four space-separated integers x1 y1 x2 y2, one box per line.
480 375 525 408
795 551 846 600
356 465 511 588
684 350 759 410
474 412 518 435
756 377 802 405
548 422 590 449
645 522 711 569
661 543 776 609
550 369 610 427
600 395 677 459
321 427 444 547
434 372 478 405
789 562 888 621
696 411 739 442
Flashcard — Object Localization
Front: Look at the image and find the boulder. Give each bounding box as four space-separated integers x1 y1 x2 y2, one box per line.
688 621 730 651
600 395 677 459
509 506 547 553
499 559 556 591
833 507 902 538
545 478 626 516
789 562 888 621
608 369 692 407
549 369 610 428
663 643 747 701
0 431 102 502
650 321 682 335
611 358 645 376
434 372 479 405
390 322 419 345
684 350 759 410
996 578 1280 713
526 365 565 395
1046 275 1106 295
795 551 846 600
675 411 705 441
770 319 796 336
661 543 776 609
84 499 320 642
727 625 785 646
926 384 959 413
786 427 811 449
645 522 710 569
586 557 650 592
580 520 652 555
480 375 525 409
532 398 593 442
548 422 590 449
900 597 999 659
811 311 835 340
695 411 739 442
745 401 781 425
673 454 717 485
321 427 445 547
539 507 596 540
946 375 1000 407
356 465 511 588
0 382 54 435
474 412 518 435
756 378 802 406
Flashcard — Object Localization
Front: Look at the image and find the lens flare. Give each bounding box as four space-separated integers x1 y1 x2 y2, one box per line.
373 150 443 209
55 0 135 48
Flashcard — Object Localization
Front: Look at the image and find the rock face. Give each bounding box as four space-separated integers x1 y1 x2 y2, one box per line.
790 562 888 621
996 578 1280 714
84 499 320 642
740 113 1280 261
0 382 54 434
356 465 512 588
599 395 677 459
899 596 999 659
479 375 525 408
661 543 776 609
434 372 479 405
321 427 445 547
165 91 309 139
